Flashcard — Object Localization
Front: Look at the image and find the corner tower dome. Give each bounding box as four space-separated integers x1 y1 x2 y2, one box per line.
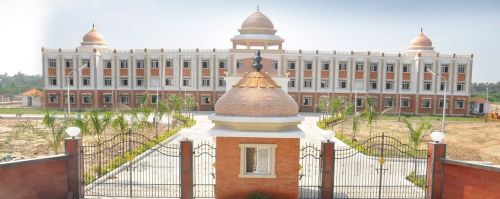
408 29 434 51
80 24 108 48
231 8 284 50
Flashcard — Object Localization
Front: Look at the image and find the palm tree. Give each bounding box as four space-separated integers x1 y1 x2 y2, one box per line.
362 98 379 138
111 112 129 135
82 110 113 177
15 111 68 154
317 98 328 121
340 102 354 136
169 94 184 115
329 96 344 118
402 117 432 148
351 112 361 142
132 93 153 133
153 97 173 137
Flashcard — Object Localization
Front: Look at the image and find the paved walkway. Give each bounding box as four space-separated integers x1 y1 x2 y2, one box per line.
84 112 426 199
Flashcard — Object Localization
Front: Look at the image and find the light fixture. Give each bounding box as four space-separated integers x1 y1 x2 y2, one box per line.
66 127 81 138
430 131 445 143
321 132 333 142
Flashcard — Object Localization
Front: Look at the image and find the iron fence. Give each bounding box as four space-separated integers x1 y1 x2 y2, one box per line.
193 142 216 199
299 142 323 199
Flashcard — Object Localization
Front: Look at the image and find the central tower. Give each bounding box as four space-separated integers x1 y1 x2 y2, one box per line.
231 9 285 50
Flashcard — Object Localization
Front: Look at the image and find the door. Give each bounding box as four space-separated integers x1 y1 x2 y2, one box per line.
479 103 484 113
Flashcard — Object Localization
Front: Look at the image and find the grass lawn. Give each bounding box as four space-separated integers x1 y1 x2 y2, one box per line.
378 115 483 122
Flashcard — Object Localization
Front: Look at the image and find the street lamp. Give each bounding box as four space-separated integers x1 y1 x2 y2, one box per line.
66 64 87 118
428 69 446 133
430 131 445 143
486 87 489 121
65 126 81 139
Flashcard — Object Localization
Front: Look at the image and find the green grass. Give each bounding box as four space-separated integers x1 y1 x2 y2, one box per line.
406 171 426 189
379 115 482 122
0 108 67 115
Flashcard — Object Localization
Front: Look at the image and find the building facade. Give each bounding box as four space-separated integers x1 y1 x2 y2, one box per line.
42 9 473 115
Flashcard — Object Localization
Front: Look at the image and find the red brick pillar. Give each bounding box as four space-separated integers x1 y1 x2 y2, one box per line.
321 141 335 199
426 142 446 199
65 137 83 199
180 139 193 199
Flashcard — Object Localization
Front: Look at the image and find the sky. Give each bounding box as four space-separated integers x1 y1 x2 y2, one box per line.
0 0 499 82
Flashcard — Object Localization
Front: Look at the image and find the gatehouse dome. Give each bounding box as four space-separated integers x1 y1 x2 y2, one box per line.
231 9 284 50
240 10 276 34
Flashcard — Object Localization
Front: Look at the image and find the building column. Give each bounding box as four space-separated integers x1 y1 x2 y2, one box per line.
65 137 83 199
426 142 446 199
321 141 335 199
180 139 193 199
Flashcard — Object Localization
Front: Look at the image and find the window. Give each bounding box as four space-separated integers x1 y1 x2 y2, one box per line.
120 78 128 86
356 98 363 107
151 95 158 104
136 60 145 68
370 80 377 90
456 99 465 109
422 99 431 108
457 82 465 91
82 77 91 86
151 59 159 68
403 64 411 73
303 96 312 106
202 59 210 69
271 60 278 70
82 95 91 104
385 81 393 90
424 81 432 91
120 95 129 104
201 95 211 105
65 59 73 68
49 77 57 86
236 59 243 69
218 78 226 87
103 95 112 104
402 81 410 90
66 77 74 86
304 79 312 88
239 144 276 178
304 61 313 70
401 98 410 107
48 59 57 68
339 80 347 88
355 62 364 71
321 61 329 70
202 78 210 87
384 98 393 107
104 60 112 69
320 79 329 88
120 60 128 69
424 64 432 72
82 59 90 68
165 77 173 86
369 63 378 72
64 94 75 104
338 62 347 71
48 94 58 103
439 99 449 109
385 64 394 72
104 77 112 86
458 64 466 73
440 82 448 91
136 77 144 86
219 60 226 69
441 64 449 73
288 61 296 70
288 78 295 88
183 78 191 86
165 59 173 68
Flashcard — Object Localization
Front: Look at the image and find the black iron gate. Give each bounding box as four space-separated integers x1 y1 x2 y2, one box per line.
299 142 322 199
333 134 428 199
82 131 181 198
193 142 216 198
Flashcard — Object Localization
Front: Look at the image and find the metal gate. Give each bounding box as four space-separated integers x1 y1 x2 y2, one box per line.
193 142 216 198
333 134 428 199
299 143 322 199
82 131 181 198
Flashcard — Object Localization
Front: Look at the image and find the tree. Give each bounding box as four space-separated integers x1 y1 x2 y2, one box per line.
153 97 173 137
111 112 129 135
340 102 354 136
169 94 184 115
132 94 153 133
402 117 432 148
85 110 113 144
15 112 68 154
362 98 379 138
317 98 328 121
329 96 344 118
351 112 361 142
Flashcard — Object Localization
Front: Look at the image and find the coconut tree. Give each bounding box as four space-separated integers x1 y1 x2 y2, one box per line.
402 117 432 148
329 96 344 118
340 102 355 136
111 112 129 135
317 98 328 121
362 98 379 138
153 97 173 137
351 112 361 142
169 94 184 115
15 111 68 154
82 110 113 177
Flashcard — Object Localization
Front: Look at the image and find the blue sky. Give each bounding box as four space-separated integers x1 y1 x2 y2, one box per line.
1 0 499 82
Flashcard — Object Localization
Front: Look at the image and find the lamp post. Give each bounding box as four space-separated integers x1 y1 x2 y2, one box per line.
65 126 81 139
66 64 86 118
486 87 489 122
429 69 446 133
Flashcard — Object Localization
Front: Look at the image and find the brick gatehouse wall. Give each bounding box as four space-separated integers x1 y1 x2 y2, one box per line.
442 160 500 199
216 137 300 199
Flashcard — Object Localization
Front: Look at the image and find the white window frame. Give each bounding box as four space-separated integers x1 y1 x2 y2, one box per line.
202 59 210 69
355 62 364 71
136 59 145 69
219 59 226 69
402 64 411 73
48 94 58 104
288 78 295 88
103 94 112 104
385 81 393 90
304 79 312 88
218 78 226 87
321 61 329 71
82 95 92 104
424 82 432 91
120 60 128 69
165 77 173 86
49 77 57 86
120 78 128 86
386 64 394 72
120 95 129 104
104 60 112 69
304 60 313 70
402 81 410 90
165 59 173 68
201 95 211 105
370 80 377 90
369 63 378 72
82 77 91 86
422 99 432 108
320 79 329 88
183 78 191 86
48 59 57 68
202 78 210 87
303 96 312 106
457 64 466 73
151 59 159 69
401 98 410 107
338 62 347 71
339 80 347 89
288 61 296 70
104 77 112 86
456 99 465 109
239 144 277 178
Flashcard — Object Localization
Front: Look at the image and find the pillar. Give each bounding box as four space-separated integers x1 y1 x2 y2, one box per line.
65 137 83 199
426 142 446 199
180 139 194 199
321 141 335 199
